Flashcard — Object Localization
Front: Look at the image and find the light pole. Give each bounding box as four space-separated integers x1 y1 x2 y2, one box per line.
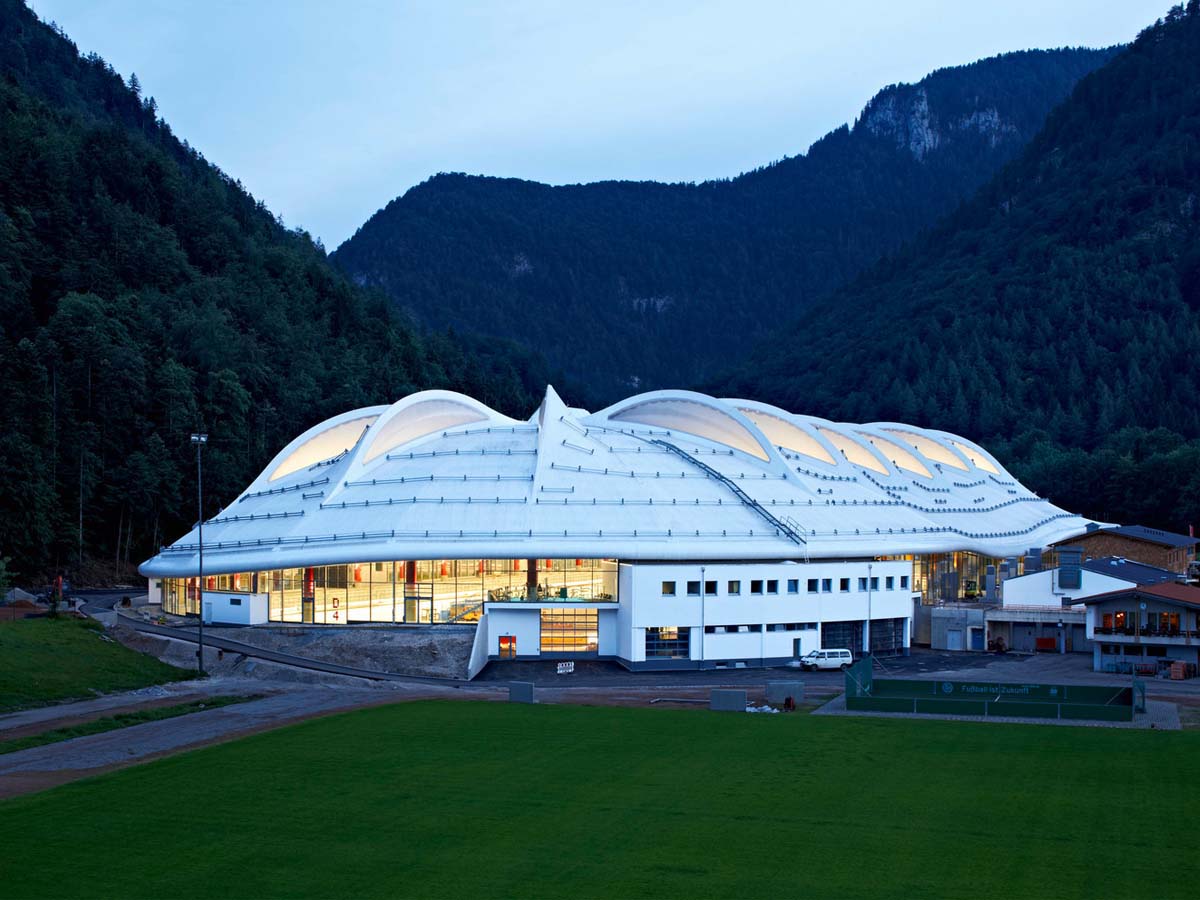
191 433 208 676
866 562 873 660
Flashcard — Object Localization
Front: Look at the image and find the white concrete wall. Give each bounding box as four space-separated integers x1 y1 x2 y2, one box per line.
146 579 162 606
1002 569 1134 607
624 560 911 664
486 606 542 657
598 608 618 656
200 591 267 625
467 612 491 679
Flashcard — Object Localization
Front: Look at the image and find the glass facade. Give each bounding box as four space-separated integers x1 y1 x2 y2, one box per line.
160 558 618 624
883 552 1005 604
645 626 690 659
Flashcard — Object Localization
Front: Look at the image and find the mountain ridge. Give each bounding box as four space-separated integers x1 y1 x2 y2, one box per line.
717 2 1200 532
333 46 1116 402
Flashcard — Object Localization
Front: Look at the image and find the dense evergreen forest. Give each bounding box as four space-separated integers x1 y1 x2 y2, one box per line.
332 48 1115 401
720 3 1200 534
0 0 558 582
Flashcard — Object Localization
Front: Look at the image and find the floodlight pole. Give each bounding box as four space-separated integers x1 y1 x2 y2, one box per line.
191 433 208 676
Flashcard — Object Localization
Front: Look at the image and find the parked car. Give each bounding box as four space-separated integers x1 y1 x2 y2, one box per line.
798 649 853 670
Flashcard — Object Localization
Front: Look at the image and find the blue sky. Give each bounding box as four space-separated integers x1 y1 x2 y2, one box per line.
30 1 1166 248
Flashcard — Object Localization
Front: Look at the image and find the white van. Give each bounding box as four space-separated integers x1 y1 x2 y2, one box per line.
798 649 853 671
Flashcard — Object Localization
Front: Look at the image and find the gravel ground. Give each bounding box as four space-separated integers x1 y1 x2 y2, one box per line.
0 678 499 799
194 624 476 679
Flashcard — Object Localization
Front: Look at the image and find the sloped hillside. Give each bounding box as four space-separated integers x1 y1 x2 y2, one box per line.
0 0 555 579
333 48 1114 401
722 3 1200 531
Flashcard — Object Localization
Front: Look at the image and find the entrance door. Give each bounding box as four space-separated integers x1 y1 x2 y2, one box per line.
947 629 964 651
498 635 517 659
301 597 314 624
970 628 985 651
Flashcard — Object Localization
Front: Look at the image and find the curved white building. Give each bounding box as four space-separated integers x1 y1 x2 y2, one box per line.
141 387 1096 669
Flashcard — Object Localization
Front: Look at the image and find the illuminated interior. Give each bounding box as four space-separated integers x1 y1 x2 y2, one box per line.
161 558 618 624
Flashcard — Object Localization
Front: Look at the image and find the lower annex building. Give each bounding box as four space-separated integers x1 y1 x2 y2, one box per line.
139 388 1096 671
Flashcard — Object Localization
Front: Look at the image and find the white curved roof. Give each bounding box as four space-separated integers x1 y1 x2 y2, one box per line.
140 388 1096 577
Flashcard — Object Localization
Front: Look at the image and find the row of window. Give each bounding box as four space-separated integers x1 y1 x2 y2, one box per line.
702 621 818 634
660 575 910 598
806 575 909 593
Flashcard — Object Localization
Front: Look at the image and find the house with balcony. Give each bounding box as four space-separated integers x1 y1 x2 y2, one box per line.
1084 582 1200 676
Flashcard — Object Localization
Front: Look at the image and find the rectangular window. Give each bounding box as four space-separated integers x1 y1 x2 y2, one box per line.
727 580 741 595
886 576 895 590
869 577 879 591
645 626 691 659
751 580 764 595
687 581 701 596
705 580 717 596
229 597 242 606
661 581 676 596
767 579 779 594
900 575 909 589
821 579 832 593
788 579 800 594
806 579 819 593
839 578 850 592
858 577 868 592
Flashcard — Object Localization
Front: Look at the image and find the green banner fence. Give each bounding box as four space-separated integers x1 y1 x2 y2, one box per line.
844 660 1133 721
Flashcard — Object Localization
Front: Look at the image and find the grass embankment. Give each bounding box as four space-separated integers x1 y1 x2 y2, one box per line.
1 701 1197 899
0 617 189 712
0 695 258 755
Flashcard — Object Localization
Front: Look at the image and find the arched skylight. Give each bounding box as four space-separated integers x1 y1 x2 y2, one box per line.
858 432 932 478
610 397 769 461
269 416 377 482
949 439 1001 475
363 398 490 463
882 429 969 471
739 408 835 465
815 426 889 475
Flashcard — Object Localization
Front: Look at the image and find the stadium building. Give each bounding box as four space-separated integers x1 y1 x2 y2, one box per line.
139 388 1096 670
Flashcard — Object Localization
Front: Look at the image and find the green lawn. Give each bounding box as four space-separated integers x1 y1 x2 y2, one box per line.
1 701 1196 899
0 617 190 712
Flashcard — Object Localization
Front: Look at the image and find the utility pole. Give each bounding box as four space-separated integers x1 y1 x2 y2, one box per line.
191 433 208 676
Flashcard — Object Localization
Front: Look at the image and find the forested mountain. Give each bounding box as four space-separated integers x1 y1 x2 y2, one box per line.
0 0 557 581
333 47 1116 401
720 2 1200 533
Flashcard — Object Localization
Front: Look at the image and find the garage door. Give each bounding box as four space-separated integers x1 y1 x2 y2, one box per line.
822 620 864 655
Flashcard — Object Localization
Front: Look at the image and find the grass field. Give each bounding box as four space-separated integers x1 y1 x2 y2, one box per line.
0 617 189 712
1 701 1196 899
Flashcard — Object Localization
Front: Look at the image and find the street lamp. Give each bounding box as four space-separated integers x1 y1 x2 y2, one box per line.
866 562 873 660
191 433 208 676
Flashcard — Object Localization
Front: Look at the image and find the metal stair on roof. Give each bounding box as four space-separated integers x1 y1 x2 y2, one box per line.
649 438 809 556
